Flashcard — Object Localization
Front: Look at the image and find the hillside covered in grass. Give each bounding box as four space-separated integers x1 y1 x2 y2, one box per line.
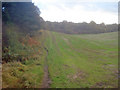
2 30 118 88
44 31 118 88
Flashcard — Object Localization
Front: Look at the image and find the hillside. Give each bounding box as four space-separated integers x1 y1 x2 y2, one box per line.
44 31 118 88
2 30 118 88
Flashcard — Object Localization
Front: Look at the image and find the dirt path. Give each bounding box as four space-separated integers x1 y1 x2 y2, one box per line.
41 31 51 88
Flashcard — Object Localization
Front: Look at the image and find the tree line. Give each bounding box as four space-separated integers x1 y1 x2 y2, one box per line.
43 21 118 34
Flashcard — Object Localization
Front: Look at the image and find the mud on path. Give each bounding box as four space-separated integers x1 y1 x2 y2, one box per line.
41 47 51 88
41 31 51 88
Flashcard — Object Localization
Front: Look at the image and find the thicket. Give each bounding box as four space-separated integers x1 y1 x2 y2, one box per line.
2 2 43 63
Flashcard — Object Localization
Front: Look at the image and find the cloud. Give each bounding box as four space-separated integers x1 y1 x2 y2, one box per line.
32 0 118 24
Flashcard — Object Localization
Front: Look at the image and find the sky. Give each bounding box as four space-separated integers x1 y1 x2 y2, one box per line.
32 0 119 24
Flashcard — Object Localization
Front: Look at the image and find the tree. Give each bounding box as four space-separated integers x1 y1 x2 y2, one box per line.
2 2 44 32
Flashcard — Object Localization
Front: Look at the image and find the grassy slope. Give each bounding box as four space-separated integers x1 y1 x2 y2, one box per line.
2 28 118 88
45 31 118 88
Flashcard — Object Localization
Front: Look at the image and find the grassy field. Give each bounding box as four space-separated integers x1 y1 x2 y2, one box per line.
2 30 118 88
45 31 118 88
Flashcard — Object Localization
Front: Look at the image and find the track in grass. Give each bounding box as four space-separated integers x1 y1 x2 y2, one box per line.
44 31 118 88
41 47 51 88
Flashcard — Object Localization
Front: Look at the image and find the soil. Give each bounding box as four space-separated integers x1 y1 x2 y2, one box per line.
41 47 51 88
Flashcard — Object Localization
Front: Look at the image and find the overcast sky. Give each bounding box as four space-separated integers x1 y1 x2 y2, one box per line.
32 0 118 24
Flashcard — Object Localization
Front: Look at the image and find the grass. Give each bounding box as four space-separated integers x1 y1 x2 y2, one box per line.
2 28 118 88
45 31 118 88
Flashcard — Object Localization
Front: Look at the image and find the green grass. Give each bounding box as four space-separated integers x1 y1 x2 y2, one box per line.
45 31 118 88
2 28 118 88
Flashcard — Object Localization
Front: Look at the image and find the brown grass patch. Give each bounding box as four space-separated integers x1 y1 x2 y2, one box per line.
67 70 86 82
